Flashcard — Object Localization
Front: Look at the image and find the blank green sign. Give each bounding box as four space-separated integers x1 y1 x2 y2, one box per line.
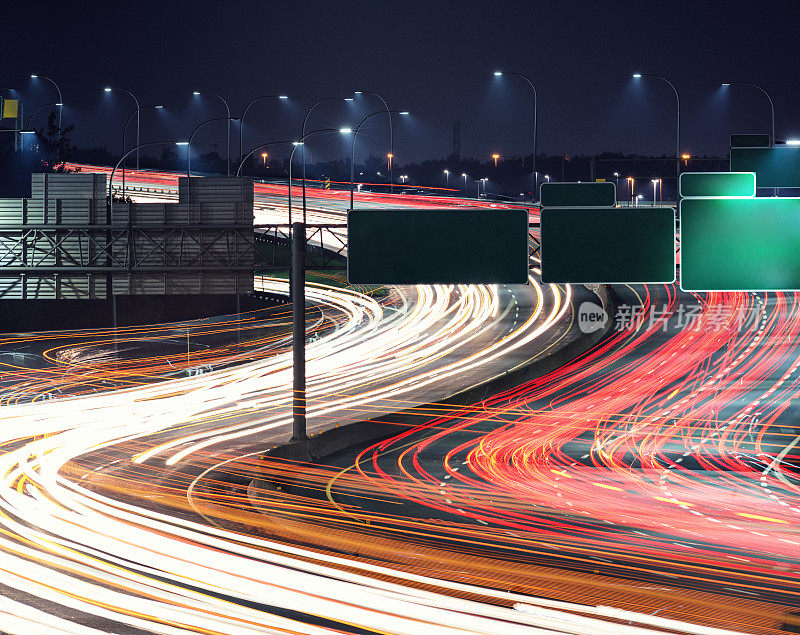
730 147 800 188
681 198 800 290
679 172 755 198
347 209 529 284
730 134 770 148
541 207 675 283
540 182 616 207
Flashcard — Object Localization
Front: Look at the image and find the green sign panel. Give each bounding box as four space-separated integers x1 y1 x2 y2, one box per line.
730 134 770 148
679 172 755 198
540 182 616 207
730 147 800 188
347 209 529 284
540 207 675 283
681 198 800 290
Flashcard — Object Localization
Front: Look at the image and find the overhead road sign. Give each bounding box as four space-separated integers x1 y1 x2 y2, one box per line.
347 209 529 285
681 197 800 291
540 182 616 207
540 206 675 284
679 172 756 198
730 146 800 188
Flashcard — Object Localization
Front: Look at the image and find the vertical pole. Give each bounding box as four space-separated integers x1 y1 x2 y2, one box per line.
291 221 307 441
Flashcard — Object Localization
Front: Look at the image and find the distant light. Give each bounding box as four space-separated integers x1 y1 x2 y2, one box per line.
292 141 303 146
278 95 288 99
444 169 449 174
354 91 362 95
175 141 189 146
786 140 800 146
651 179 659 183
55 103 64 107
632 73 642 78
399 111 410 115
637 194 643 198
721 83 731 87
155 105 164 109
681 153 691 160
344 98 354 102
104 87 112 92
261 152 268 157
19 130 35 135
193 91 201 95
627 176 634 181
339 128 352 134
30 74 38 79
613 172 619 177
387 153 393 158
494 71 503 76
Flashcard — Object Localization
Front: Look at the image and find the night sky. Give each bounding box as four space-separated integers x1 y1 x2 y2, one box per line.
3 0 795 165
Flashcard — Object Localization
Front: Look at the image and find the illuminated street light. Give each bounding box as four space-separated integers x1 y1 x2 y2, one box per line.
350 110 407 208
30 74 63 135
261 152 268 165
721 82 775 148
492 153 500 166
239 94 289 165
387 153 393 169
193 91 233 176
786 139 800 146
651 178 661 206
633 73 681 175
104 86 141 168
493 70 538 201
443 169 450 188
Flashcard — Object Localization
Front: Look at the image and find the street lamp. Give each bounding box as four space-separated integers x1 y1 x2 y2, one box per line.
399 175 408 184
30 75 62 137
461 172 468 191
238 94 289 166
636 194 643 207
261 152 268 165
491 153 500 166
613 172 619 203
651 178 660 206
104 86 141 168
721 82 775 147
354 91 395 191
194 91 232 176
627 176 635 206
110 141 188 216
121 104 164 200
493 70 538 201
186 116 240 204
351 111 408 208
633 73 681 176
443 169 450 188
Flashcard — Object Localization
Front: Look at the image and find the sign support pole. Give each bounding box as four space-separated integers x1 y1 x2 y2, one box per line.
291 221 307 441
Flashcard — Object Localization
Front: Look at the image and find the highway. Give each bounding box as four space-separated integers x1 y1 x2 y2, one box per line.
2 165 798 633
0 166 621 633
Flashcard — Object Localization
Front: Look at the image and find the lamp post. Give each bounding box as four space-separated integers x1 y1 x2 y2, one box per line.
121 104 164 201
613 172 619 202
633 73 681 176
461 172 468 192
104 87 141 168
30 75 62 136
493 71 538 201
354 91 394 192
238 94 288 165
652 179 660 206
627 177 634 207
721 82 775 147
186 116 240 206
110 141 188 217
194 91 232 176
443 169 450 189
350 110 408 209
492 153 500 166
300 96 352 223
